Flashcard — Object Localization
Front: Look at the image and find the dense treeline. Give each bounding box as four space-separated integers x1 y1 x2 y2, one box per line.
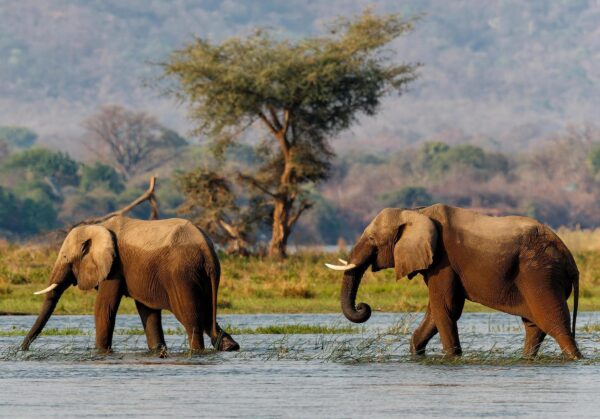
1 118 599 244
316 125 600 243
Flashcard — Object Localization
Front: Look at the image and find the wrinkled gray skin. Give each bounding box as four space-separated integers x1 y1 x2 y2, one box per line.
22 216 239 355
339 204 581 359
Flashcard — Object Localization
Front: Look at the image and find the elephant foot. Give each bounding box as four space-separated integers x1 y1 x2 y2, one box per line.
410 346 426 357
212 332 240 351
441 347 462 359
149 344 168 358
563 350 583 361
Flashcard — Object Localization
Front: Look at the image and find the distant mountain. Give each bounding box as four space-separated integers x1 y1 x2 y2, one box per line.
1 0 598 156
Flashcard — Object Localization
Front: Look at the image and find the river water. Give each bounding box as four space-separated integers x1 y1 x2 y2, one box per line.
1 312 599 418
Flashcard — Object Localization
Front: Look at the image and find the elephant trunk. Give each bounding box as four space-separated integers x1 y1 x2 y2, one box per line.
21 264 72 350
341 267 371 323
340 236 374 323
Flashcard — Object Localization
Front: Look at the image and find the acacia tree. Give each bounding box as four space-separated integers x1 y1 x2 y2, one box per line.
163 9 419 258
83 105 187 179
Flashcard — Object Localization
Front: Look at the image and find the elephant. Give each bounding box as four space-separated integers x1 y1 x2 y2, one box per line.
21 215 239 354
326 204 582 359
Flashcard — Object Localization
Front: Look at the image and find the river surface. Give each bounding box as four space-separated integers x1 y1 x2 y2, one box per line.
1 312 599 418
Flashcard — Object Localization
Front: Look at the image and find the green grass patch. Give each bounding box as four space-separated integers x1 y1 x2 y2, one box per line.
1 243 599 315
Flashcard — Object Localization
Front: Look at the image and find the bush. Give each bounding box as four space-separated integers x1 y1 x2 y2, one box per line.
3 147 79 188
0 186 57 235
80 162 125 193
380 186 434 208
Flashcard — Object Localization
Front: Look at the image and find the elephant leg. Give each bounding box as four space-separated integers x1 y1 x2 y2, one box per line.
200 301 240 351
135 300 167 354
428 269 465 357
522 317 546 359
94 279 123 353
519 279 581 360
169 283 205 352
410 304 438 356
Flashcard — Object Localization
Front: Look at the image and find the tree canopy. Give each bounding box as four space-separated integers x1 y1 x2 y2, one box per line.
163 8 419 257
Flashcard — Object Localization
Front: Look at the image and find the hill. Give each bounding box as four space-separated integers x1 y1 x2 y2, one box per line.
1 1 599 155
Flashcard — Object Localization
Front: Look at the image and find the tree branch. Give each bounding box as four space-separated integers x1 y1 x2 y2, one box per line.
237 172 278 198
258 111 280 137
282 109 291 141
217 219 239 239
258 110 289 155
267 105 283 131
287 200 312 229
74 176 159 226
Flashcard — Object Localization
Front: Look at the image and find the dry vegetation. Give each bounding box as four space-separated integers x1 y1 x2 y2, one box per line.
1 230 599 315
557 228 600 252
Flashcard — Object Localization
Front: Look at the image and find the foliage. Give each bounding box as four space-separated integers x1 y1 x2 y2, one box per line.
0 186 57 235
3 147 79 189
0 126 38 149
176 167 270 254
163 8 419 257
417 142 510 179
380 186 434 208
0 147 76 235
80 162 125 194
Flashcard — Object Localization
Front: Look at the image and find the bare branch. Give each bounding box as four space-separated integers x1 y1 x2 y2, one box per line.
287 200 312 229
74 176 159 226
217 219 239 239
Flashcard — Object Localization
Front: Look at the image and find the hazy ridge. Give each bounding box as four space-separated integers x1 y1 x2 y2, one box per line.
1 0 599 154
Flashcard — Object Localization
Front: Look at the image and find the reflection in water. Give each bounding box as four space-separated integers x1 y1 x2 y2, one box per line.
1 312 599 417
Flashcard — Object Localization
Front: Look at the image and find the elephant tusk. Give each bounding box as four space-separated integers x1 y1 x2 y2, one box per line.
325 263 357 271
338 258 348 265
33 283 58 295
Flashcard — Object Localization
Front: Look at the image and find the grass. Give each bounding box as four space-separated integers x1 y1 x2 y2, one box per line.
2 317 598 364
0 233 599 315
0 324 362 337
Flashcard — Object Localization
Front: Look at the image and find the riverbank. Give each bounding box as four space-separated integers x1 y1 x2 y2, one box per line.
1 239 599 315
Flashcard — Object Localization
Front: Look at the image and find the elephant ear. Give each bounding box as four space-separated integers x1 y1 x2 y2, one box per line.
393 212 437 280
77 225 115 291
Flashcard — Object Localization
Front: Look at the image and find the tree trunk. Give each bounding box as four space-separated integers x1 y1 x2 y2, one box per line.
268 198 291 259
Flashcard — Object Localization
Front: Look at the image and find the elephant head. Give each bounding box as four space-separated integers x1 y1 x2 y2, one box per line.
21 225 115 350
326 208 437 323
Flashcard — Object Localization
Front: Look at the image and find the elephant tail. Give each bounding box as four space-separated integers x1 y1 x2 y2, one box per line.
195 225 220 341
572 269 579 339
209 269 219 339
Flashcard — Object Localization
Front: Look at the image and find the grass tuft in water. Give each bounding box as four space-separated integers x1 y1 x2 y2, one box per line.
0 324 362 337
